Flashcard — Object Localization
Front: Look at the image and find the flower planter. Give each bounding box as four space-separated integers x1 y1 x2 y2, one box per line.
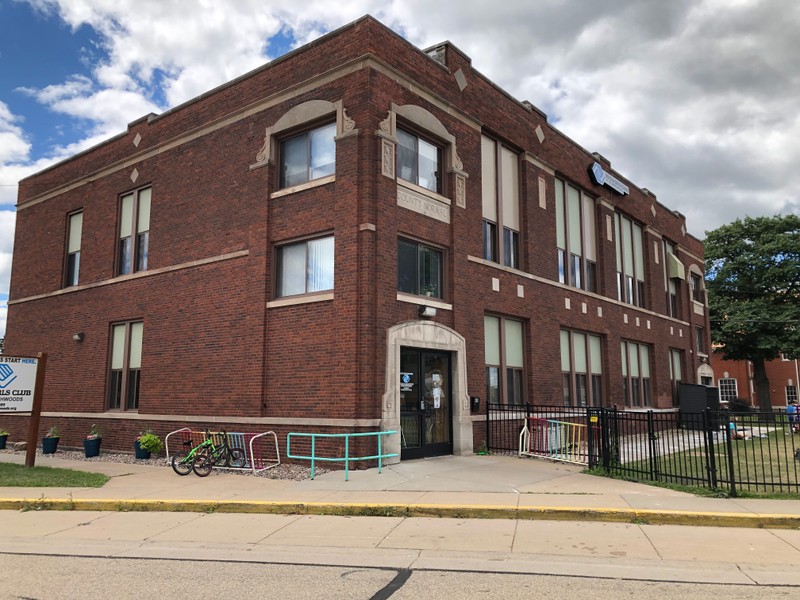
42 436 59 454
134 440 151 460
0 435 7 450
83 437 101 458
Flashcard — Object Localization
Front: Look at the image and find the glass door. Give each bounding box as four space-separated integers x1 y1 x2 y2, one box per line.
400 348 452 459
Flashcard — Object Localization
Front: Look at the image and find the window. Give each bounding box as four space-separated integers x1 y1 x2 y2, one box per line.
669 349 683 407
614 214 645 307
397 127 442 193
108 321 143 410
621 341 651 407
560 330 603 407
118 187 151 275
719 378 738 403
691 272 704 303
65 211 82 287
279 122 336 189
276 236 334 297
787 386 798 403
485 315 525 405
556 179 597 292
481 136 520 268
663 240 683 318
397 238 443 298
695 326 707 355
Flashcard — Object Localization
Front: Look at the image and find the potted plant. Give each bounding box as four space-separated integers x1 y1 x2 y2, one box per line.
83 423 102 458
0 428 8 450
42 426 60 454
135 429 163 459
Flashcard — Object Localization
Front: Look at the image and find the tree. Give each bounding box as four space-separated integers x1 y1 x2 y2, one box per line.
705 215 800 411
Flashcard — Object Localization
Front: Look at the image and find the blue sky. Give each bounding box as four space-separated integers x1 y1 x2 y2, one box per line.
1 0 798 339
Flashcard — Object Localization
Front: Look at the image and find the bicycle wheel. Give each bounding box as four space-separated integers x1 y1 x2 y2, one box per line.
171 450 193 476
192 450 214 477
228 448 246 469
215 448 230 468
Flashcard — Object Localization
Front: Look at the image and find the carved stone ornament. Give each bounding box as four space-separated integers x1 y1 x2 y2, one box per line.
255 132 271 164
341 108 356 135
455 174 466 208
451 147 464 172
378 112 392 135
382 139 395 179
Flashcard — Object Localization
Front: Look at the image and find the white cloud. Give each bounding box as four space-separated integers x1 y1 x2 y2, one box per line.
0 300 6 341
0 209 14 339
0 102 31 164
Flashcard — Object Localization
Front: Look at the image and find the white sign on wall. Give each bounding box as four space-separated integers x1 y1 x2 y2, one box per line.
0 356 39 412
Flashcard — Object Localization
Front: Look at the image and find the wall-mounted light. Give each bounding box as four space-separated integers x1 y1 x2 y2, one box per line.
72 333 84 342
419 305 437 318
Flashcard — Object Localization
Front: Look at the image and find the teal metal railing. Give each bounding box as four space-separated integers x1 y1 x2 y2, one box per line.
286 430 398 481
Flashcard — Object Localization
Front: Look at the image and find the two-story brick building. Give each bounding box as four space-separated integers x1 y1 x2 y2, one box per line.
3 16 711 460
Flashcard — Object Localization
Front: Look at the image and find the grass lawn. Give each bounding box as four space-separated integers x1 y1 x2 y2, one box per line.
0 462 109 487
616 427 800 497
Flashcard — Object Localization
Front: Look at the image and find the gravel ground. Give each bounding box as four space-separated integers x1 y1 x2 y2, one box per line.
0 447 328 480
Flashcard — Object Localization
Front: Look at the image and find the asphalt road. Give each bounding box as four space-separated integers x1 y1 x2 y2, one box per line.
0 554 795 600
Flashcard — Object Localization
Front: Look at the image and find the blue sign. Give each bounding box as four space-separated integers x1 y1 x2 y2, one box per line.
589 162 629 195
0 364 16 389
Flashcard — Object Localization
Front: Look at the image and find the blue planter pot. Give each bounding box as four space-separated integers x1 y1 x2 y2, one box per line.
83 437 101 458
0 435 7 450
42 437 59 454
134 440 151 460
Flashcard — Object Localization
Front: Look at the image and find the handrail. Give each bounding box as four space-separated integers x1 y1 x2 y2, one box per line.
286 430 398 481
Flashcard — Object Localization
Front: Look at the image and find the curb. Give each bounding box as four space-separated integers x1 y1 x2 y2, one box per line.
2 498 799 529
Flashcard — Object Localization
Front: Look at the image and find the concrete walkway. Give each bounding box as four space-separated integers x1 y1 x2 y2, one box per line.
1 452 798 528
3 452 800 586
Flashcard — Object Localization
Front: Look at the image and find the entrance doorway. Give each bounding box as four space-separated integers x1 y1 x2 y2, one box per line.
400 348 452 459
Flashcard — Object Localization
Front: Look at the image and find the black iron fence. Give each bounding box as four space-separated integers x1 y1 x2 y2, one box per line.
488 403 800 496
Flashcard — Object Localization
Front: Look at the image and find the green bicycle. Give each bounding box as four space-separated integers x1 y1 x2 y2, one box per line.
170 430 245 476
192 430 246 477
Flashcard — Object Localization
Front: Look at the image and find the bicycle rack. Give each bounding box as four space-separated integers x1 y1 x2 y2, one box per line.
165 427 280 474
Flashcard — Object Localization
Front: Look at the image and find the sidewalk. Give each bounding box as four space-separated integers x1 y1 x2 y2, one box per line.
3 452 800 586
1 451 798 529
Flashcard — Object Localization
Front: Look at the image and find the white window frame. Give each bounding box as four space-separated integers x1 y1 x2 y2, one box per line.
556 179 597 292
615 213 645 307
65 210 83 287
275 235 335 298
561 330 603 408
108 321 143 411
278 121 336 189
718 377 739 403
482 136 521 269
485 315 526 406
118 187 151 276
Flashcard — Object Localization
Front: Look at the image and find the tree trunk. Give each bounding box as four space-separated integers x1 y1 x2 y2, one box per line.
753 358 772 412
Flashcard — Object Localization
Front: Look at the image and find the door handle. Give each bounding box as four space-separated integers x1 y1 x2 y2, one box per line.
420 400 426 411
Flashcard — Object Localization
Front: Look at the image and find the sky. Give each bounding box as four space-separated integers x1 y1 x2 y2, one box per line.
1 0 798 338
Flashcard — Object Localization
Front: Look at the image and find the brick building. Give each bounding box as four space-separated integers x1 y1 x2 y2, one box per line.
711 351 800 408
3 16 711 460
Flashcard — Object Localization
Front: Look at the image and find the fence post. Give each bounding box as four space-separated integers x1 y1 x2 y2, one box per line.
587 408 597 468
485 398 491 451
723 412 737 497
647 410 659 482
601 407 612 470
704 408 718 489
